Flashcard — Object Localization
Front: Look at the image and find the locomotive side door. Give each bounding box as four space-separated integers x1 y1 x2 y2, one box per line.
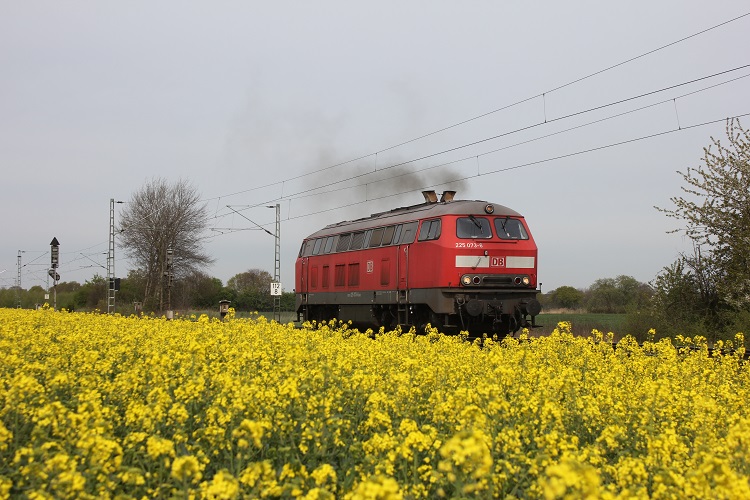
300 257 308 292
395 221 418 325
396 244 409 325
298 256 308 319
398 245 408 291
397 221 418 293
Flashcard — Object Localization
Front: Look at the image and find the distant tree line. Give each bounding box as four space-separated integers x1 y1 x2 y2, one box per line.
0 268 295 315
540 275 652 314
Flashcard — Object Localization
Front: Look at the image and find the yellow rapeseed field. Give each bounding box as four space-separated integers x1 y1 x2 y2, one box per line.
0 307 749 499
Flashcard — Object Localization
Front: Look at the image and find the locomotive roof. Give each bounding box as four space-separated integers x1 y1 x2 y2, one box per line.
304 199 523 239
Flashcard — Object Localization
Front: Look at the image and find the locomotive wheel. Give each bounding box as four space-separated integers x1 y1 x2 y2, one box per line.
308 306 335 325
414 307 443 334
426 310 443 333
377 307 395 331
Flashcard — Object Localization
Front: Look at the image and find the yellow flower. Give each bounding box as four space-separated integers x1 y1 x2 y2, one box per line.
0 476 12 498
231 419 271 448
202 470 240 500
311 463 338 488
171 455 203 484
345 475 402 500
146 435 175 460
438 429 493 481
539 458 602 500
0 422 12 452
238 460 275 489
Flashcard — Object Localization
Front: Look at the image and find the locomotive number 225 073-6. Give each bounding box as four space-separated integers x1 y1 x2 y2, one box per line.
455 242 484 248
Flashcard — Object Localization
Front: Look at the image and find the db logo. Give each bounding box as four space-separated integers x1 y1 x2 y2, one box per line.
366 260 374 273
490 257 505 267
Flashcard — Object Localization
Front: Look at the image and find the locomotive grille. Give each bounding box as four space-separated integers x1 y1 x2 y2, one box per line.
482 276 514 286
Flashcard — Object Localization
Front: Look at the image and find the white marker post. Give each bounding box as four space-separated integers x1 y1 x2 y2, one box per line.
270 282 282 322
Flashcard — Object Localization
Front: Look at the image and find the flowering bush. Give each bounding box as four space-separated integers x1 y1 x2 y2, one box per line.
1 308 749 498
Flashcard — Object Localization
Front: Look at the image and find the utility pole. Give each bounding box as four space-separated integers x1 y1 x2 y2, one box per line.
107 198 116 313
165 247 174 319
269 203 281 322
16 251 22 308
107 199 124 314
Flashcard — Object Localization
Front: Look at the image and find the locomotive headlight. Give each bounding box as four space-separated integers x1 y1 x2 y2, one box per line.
461 275 472 286
522 276 530 285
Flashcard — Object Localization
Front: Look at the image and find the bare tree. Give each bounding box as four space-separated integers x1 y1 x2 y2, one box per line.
119 178 213 310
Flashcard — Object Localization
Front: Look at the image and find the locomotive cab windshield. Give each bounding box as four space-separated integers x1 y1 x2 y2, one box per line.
456 216 528 240
495 217 528 240
456 217 492 239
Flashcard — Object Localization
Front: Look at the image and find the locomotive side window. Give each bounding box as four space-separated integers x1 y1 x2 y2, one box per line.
335 264 346 286
336 233 352 252
392 225 403 244
428 219 441 240
323 236 336 253
369 227 384 247
418 219 441 241
494 218 529 240
417 222 429 241
305 239 318 257
381 258 390 285
382 225 396 245
398 222 419 244
457 216 492 239
350 231 365 250
348 262 360 286
310 266 318 288
312 238 323 255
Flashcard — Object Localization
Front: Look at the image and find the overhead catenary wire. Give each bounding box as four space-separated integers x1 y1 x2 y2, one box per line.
283 72 750 204
200 11 750 205
225 206 275 237
275 111 750 225
208 67 750 227
207 63 750 228
197 107 750 241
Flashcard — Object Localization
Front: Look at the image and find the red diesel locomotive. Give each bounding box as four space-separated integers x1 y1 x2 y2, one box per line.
295 190 542 336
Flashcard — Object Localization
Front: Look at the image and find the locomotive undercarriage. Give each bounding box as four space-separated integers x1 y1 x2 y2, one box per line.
297 287 541 337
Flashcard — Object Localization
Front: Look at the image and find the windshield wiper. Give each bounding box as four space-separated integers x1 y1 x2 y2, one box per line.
468 215 482 229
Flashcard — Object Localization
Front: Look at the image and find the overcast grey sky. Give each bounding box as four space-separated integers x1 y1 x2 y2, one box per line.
2 1 749 294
